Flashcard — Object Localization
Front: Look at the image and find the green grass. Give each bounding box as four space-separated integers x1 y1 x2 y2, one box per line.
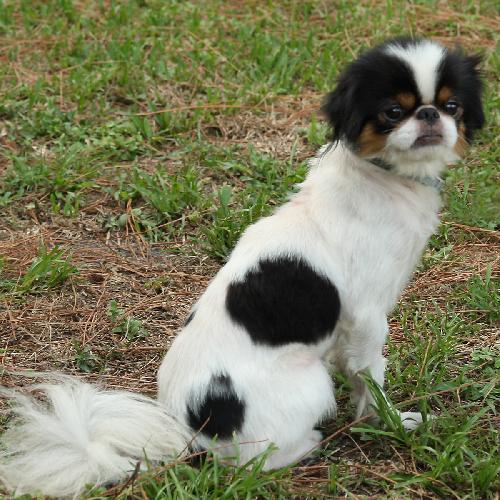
107 299 148 341
3 146 100 215
0 246 77 297
0 0 498 498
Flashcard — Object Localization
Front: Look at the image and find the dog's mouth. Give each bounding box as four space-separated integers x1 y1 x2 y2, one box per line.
413 133 443 147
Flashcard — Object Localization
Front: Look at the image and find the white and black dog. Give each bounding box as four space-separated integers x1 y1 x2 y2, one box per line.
0 38 484 497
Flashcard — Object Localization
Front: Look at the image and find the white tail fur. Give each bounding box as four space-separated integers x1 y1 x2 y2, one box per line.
0 375 190 498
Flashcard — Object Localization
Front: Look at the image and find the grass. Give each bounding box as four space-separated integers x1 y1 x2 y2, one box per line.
108 299 148 341
0 245 77 297
0 0 498 498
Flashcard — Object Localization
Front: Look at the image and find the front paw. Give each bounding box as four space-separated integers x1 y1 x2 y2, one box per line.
398 411 424 431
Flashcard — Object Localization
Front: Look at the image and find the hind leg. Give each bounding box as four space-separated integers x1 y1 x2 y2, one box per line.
235 349 335 469
263 430 322 470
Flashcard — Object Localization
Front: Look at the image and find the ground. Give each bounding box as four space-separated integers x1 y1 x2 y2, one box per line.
0 1 498 498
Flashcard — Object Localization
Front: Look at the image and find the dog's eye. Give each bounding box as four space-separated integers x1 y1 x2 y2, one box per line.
444 99 460 116
384 105 404 121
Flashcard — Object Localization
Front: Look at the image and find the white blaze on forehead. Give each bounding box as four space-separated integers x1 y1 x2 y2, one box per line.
385 40 446 103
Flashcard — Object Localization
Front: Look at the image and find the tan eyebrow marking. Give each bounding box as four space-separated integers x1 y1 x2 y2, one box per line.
395 92 416 110
437 86 453 105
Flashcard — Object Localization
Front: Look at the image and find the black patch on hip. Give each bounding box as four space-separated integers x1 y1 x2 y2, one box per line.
187 373 245 440
226 256 340 346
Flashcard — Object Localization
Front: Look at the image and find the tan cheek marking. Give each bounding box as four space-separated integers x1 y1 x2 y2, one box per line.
454 121 468 157
396 92 416 110
437 86 453 105
358 123 387 157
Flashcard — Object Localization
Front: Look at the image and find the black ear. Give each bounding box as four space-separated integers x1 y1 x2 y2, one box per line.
465 53 483 71
462 53 485 137
321 72 364 144
441 48 485 141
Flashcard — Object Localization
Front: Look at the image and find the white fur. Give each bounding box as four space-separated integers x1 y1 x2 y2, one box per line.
0 142 447 498
385 40 445 103
383 111 460 177
0 376 190 497
0 41 464 498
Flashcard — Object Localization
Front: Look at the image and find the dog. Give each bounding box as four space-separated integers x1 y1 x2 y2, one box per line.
0 37 484 497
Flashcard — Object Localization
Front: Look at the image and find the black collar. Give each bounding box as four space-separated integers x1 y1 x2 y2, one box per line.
369 158 444 192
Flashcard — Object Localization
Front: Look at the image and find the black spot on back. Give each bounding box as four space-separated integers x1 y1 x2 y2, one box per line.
187 374 245 440
226 256 340 346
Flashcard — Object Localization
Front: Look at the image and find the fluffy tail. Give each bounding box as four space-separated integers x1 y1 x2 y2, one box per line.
0 375 190 498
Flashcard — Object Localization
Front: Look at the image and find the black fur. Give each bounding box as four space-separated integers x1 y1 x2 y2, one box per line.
437 50 484 140
226 256 341 346
187 374 245 440
322 37 484 145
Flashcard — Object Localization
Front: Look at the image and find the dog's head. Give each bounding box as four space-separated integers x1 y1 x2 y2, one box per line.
322 38 484 175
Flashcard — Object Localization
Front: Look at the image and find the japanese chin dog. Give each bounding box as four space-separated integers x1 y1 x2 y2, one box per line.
0 37 484 497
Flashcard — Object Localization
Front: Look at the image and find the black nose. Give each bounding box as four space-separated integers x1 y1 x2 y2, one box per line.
416 107 440 124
